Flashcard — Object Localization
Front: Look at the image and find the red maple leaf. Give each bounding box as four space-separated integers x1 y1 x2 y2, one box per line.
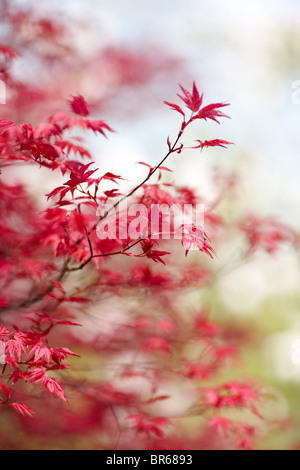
194 102 230 124
69 95 90 117
163 101 185 118
10 403 35 417
177 82 203 113
178 224 215 258
128 415 169 438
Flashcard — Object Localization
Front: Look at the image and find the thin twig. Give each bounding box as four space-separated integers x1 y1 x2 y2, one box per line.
67 239 143 272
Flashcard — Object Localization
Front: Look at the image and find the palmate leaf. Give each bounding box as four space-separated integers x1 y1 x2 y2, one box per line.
10 402 35 417
69 95 90 117
163 101 185 118
177 81 203 112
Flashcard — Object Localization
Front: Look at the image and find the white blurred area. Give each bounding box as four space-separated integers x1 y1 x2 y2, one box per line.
265 331 300 382
217 254 300 315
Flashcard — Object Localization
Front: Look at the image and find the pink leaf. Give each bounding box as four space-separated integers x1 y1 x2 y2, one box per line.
10 403 35 417
0 382 10 401
69 95 90 117
178 82 203 112
163 101 186 118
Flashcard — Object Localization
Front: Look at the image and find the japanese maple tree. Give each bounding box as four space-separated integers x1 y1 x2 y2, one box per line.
0 0 298 451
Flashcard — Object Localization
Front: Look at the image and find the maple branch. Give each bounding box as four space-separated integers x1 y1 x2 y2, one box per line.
1 364 7 381
0 259 70 313
66 127 184 267
67 238 144 272
85 228 94 258
93 238 143 258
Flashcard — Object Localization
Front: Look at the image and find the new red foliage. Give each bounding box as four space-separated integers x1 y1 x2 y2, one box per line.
0 0 298 451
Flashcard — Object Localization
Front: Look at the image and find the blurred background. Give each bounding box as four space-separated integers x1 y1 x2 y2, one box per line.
2 0 300 449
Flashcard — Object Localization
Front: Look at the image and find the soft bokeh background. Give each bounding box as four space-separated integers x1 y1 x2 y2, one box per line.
3 0 300 449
